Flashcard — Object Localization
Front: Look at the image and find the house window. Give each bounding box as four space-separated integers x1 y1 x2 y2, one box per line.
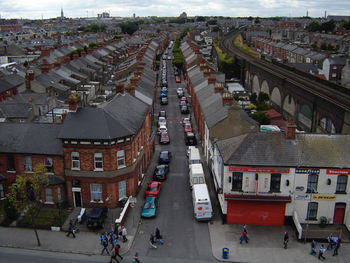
94 153 103 171
0 184 4 199
44 157 53 173
306 174 318 193
45 188 53 203
306 202 318 220
117 150 126 169
24 156 33 171
57 187 61 201
91 184 102 201
71 152 80 170
118 181 126 200
336 175 348 193
332 73 337 78
7 155 15 171
231 172 243 191
270 173 281 192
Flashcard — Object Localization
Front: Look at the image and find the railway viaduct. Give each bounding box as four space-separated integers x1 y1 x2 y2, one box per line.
221 31 350 134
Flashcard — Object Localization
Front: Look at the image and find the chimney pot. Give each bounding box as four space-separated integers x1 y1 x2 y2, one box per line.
222 92 234 106
285 121 297 140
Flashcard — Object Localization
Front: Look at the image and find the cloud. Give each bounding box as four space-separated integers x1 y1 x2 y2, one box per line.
0 0 349 19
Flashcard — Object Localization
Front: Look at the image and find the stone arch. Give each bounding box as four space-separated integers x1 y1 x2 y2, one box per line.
261 80 270 97
317 116 336 134
282 95 296 118
298 104 312 131
270 87 281 107
252 75 260 94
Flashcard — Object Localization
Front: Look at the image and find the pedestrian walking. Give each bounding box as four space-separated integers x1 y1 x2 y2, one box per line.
149 233 157 249
318 244 326 260
243 224 248 233
155 227 164 244
132 252 141 263
283 231 289 249
310 240 317 255
240 230 248 244
100 233 104 245
333 239 341 256
101 238 110 255
109 246 119 263
66 220 76 238
121 226 128 242
110 243 123 261
117 224 122 239
327 233 335 250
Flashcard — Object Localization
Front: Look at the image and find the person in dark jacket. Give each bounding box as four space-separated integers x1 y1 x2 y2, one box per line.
66 221 75 238
283 231 289 249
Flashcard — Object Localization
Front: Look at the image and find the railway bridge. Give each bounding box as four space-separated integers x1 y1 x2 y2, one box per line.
221 31 350 134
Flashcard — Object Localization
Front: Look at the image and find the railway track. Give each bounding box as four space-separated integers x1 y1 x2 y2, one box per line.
220 31 350 112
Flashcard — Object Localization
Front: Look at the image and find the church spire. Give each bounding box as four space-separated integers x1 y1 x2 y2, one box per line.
61 7 64 20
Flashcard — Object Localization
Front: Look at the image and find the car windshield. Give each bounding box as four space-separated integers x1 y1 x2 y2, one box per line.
161 133 168 138
144 202 155 209
160 152 168 158
147 187 157 192
156 166 165 174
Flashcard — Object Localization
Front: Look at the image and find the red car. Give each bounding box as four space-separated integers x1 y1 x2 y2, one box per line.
175 76 181 83
159 131 170 144
180 96 187 102
144 181 162 197
184 123 193 133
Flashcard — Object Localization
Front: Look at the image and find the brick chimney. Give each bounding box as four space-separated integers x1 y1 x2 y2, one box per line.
116 82 124 94
285 121 297 140
136 63 145 73
73 53 79 60
125 84 135 96
25 71 34 90
203 68 211 77
222 92 234 106
208 75 216 84
41 59 49 74
214 83 224 93
199 63 206 71
67 93 81 112
130 76 139 86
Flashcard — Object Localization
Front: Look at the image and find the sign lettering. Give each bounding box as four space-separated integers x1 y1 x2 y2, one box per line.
229 167 290 173
295 168 320 174
312 194 336 201
326 169 350 175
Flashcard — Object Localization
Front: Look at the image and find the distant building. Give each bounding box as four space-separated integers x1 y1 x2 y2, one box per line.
179 12 187 20
98 12 110 19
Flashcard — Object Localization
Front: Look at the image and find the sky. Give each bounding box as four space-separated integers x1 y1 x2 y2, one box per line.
0 0 350 19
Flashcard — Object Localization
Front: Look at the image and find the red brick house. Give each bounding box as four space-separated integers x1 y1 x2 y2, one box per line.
58 93 153 208
0 123 65 206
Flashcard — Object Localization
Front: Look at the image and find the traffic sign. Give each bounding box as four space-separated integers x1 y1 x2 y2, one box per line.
130 202 136 208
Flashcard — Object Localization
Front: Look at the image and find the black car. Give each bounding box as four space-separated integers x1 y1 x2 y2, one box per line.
181 105 189 114
159 151 172 164
153 164 169 181
160 97 168 105
185 132 197 146
87 207 108 228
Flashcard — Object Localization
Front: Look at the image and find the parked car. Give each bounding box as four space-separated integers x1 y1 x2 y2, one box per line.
153 164 169 181
183 117 191 126
158 117 167 127
181 105 189 114
159 131 170 144
177 87 183 95
157 125 167 134
175 76 181 83
184 123 193 133
141 197 157 218
159 151 172 164
167 56 172 60
160 97 168 105
180 96 187 103
185 132 197 146
159 110 167 118
187 146 196 157
177 90 184 98
144 181 162 198
86 207 108 228
179 100 187 108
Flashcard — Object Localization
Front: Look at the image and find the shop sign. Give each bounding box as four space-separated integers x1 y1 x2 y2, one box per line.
326 169 350 175
312 194 336 201
229 167 290 173
294 194 310 200
295 168 320 174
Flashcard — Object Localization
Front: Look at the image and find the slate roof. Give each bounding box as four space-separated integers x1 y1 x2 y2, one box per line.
0 123 63 155
0 103 32 118
59 93 149 140
216 132 350 168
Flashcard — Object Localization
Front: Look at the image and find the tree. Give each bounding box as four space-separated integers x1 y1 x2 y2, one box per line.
306 21 320 32
7 164 49 246
196 16 206 22
251 111 270 125
258 92 269 104
250 92 257 104
119 21 139 35
212 26 221 32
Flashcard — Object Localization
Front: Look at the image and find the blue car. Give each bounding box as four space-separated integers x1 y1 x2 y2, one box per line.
141 197 157 218
159 151 172 164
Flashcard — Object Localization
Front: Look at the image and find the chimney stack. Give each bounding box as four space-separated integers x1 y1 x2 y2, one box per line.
130 76 139 86
125 84 135 96
208 75 216 84
25 71 34 90
222 92 234 106
67 93 81 112
285 121 297 140
214 83 224 93
116 82 124 94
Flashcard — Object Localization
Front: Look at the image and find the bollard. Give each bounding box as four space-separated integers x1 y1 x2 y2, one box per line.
222 247 229 259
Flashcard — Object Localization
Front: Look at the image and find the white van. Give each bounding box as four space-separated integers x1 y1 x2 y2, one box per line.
189 163 205 189
189 147 201 167
192 184 213 221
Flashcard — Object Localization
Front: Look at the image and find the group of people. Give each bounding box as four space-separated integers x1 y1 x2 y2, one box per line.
100 225 128 263
310 234 341 260
149 227 164 249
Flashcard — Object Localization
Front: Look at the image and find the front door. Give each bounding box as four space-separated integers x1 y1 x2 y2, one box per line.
74 191 82 207
333 203 346 224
